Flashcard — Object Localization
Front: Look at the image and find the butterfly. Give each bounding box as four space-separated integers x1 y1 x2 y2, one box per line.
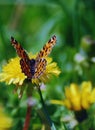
11 35 56 80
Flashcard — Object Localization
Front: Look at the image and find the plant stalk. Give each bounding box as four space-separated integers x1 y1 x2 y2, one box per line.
38 86 56 130
23 101 32 130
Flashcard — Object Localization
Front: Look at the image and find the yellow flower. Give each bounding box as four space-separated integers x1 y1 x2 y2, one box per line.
0 105 12 130
51 81 95 111
0 53 60 85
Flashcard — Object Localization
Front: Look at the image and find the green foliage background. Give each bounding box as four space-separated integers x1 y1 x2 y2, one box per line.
0 0 95 130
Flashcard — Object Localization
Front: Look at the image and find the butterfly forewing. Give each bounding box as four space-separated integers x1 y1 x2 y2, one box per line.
11 37 33 79
11 37 29 59
36 35 56 60
34 35 56 78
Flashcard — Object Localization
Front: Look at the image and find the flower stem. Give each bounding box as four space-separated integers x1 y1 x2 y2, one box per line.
38 86 56 130
23 102 31 130
23 82 33 130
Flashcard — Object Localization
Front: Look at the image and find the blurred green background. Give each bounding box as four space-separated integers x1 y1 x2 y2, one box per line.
0 0 95 130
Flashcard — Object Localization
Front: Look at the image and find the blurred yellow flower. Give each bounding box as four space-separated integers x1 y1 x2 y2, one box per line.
0 106 12 130
51 81 95 111
0 54 60 85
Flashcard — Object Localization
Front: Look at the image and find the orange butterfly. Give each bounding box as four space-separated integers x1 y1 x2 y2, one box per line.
11 35 56 80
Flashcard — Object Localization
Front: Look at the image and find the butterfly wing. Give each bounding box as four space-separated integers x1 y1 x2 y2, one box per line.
11 37 29 59
33 58 47 78
33 35 56 78
20 59 33 79
36 35 56 60
11 37 33 79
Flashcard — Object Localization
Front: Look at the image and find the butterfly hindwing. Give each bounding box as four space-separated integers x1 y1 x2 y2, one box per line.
33 58 47 78
20 59 33 79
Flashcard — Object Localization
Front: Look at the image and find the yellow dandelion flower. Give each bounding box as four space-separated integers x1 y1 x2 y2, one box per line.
0 57 26 85
51 81 95 111
0 54 60 85
65 83 81 111
0 105 12 130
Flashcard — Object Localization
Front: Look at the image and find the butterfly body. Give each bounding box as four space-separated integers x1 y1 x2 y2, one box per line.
11 35 56 80
30 59 36 76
